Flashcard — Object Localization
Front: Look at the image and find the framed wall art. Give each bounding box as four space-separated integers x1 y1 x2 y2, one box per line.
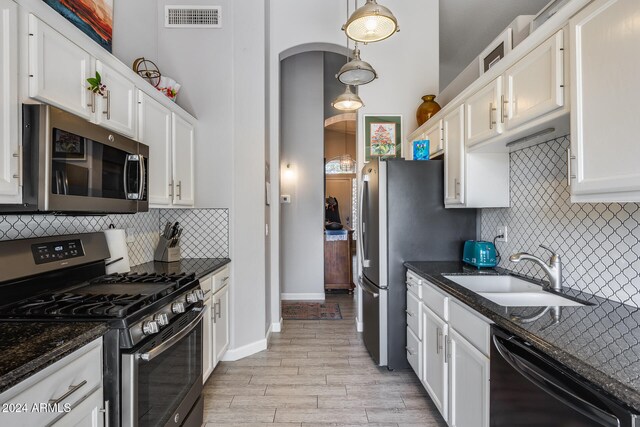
42 0 114 52
364 115 403 162
479 28 512 75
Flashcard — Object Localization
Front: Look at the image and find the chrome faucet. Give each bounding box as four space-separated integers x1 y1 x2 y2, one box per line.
509 245 563 292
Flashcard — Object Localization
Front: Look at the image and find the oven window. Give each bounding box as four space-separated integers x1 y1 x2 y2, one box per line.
137 322 202 426
51 128 128 199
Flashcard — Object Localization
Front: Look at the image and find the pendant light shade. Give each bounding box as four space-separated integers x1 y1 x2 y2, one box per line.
342 0 399 44
332 86 364 111
336 47 377 85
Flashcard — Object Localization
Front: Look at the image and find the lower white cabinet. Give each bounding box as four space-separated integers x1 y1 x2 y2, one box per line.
214 283 230 362
408 272 491 427
0 338 106 427
202 294 214 383
201 265 231 383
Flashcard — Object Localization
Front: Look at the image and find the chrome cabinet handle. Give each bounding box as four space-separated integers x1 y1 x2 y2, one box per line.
177 180 182 200
489 102 497 129
99 400 109 427
216 300 221 319
567 148 576 186
49 380 87 405
169 181 174 198
501 94 508 123
103 90 111 120
212 300 218 323
406 346 415 356
454 178 461 197
12 147 21 183
445 336 451 362
405 309 414 317
87 91 96 113
436 327 443 354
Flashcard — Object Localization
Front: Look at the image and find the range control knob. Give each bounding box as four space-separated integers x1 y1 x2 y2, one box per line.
172 302 185 314
154 313 169 326
186 292 198 304
142 320 159 336
194 289 205 301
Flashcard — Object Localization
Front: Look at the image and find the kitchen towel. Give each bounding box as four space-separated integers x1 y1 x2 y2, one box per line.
104 227 131 274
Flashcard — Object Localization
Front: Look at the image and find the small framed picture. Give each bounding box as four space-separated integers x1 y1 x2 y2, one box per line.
413 140 430 160
364 115 403 162
52 129 86 161
479 28 512 75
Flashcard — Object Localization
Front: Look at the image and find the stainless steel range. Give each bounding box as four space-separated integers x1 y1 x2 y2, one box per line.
0 232 204 427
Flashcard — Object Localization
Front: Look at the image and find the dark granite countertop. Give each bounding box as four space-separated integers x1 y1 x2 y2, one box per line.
0 322 108 393
130 258 231 279
405 261 640 412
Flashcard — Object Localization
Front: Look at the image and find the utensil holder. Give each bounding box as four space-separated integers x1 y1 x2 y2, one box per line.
154 236 181 263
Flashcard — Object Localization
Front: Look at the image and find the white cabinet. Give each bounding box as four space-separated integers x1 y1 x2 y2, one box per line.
425 120 444 158
505 31 564 130
214 283 230 362
406 272 423 378
0 0 20 204
448 328 490 427
0 338 106 427
422 305 448 421
94 61 137 138
569 0 640 202
138 91 172 206
444 105 465 206
202 290 214 383
28 14 93 120
171 113 195 207
465 77 503 148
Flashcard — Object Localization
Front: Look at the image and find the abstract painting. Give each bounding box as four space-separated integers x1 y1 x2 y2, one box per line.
364 115 402 162
413 140 430 160
43 0 113 52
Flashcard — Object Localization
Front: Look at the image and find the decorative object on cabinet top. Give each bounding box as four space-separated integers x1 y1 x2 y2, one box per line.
132 57 161 88
416 94 441 126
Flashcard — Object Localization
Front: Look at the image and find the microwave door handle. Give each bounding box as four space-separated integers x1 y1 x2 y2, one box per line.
138 155 146 200
139 309 204 362
123 156 130 198
492 335 618 426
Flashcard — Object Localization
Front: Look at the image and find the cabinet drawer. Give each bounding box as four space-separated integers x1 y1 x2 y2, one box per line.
406 327 422 379
450 300 491 356
422 280 448 321
0 338 102 427
406 291 421 338
200 275 214 298
406 271 423 299
213 266 230 293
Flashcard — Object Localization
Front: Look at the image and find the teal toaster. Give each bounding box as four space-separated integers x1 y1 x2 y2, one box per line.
463 240 497 268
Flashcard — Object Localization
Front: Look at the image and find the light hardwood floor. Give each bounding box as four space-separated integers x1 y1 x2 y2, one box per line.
203 293 447 427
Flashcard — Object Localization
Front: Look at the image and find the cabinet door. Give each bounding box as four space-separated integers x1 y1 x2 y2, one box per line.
570 0 640 200
139 91 172 206
448 328 489 427
0 0 20 203
172 113 195 206
95 61 137 138
505 31 564 130
444 105 465 206
425 120 443 157
422 305 448 421
28 15 92 120
465 77 503 148
202 297 214 383
51 389 105 427
214 285 230 363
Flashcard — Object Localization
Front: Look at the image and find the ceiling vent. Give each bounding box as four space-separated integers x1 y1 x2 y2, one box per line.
165 5 222 28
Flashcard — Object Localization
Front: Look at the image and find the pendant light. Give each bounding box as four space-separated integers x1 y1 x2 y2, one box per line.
332 85 364 111
342 0 399 44
336 44 377 86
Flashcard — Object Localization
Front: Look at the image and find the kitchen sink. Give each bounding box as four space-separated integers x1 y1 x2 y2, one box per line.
443 275 542 293
477 292 585 307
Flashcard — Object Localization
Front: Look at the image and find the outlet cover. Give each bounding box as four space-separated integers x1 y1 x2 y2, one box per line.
126 228 136 243
496 226 508 243
280 195 291 204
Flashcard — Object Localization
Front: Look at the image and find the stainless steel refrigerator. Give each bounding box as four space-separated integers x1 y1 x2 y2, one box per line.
359 158 477 369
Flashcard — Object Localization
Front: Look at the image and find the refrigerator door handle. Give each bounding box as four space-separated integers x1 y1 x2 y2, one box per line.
359 175 370 268
360 277 380 298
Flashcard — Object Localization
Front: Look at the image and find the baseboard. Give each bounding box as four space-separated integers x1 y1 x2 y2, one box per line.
272 317 283 333
221 337 268 361
280 293 326 301
356 318 363 332
265 322 273 343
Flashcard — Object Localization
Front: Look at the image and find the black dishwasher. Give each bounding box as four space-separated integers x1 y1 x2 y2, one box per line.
490 326 638 427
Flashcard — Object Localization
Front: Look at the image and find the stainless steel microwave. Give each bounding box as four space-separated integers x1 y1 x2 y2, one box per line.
0 105 148 214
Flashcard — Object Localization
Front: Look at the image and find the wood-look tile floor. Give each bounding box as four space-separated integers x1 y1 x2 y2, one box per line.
203 293 447 427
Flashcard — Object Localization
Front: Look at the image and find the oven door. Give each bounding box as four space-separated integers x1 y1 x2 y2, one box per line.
122 309 204 427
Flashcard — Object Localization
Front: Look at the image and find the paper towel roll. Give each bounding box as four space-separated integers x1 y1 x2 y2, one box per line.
104 228 131 274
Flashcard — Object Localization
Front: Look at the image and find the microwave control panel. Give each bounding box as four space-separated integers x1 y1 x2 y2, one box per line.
31 239 85 264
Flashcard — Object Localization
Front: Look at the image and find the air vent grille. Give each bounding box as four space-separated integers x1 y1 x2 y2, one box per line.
165 5 221 28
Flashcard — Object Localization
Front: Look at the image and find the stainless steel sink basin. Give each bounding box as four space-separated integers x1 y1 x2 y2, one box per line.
477 292 585 307
443 275 542 293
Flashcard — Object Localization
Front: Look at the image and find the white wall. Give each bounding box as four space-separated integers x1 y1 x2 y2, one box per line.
268 0 439 328
280 52 326 300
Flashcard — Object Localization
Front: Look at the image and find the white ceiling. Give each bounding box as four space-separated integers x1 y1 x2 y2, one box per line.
439 0 551 90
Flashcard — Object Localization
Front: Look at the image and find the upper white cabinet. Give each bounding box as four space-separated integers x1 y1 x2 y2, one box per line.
94 61 137 138
28 14 93 120
139 91 172 206
172 113 195 207
444 105 465 206
0 0 20 204
425 120 444 158
465 77 503 148
505 31 564 130
569 0 640 202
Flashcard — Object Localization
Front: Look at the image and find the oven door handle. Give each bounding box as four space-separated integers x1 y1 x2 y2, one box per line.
139 310 204 362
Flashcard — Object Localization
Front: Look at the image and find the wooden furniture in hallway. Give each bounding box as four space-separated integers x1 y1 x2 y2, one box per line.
324 228 355 293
